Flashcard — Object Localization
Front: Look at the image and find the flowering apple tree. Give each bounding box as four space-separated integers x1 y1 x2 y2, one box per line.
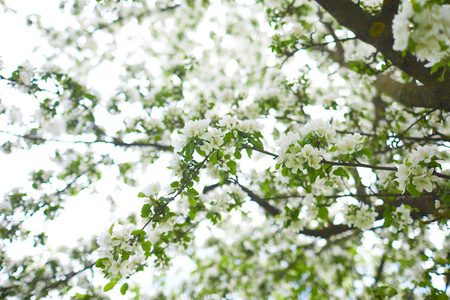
0 0 449 298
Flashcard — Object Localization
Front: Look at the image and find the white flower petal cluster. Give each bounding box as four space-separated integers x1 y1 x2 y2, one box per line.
200 128 224 152
395 145 439 193
217 114 239 128
142 182 161 197
237 119 264 134
391 204 414 233
344 203 378 230
392 1 450 67
300 119 337 144
281 143 324 172
335 133 365 155
276 131 301 154
97 225 144 278
19 61 34 88
181 119 210 139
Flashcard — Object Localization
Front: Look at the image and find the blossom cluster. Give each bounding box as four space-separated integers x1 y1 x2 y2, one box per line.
335 133 365 155
280 143 324 172
96 225 145 278
277 119 370 176
390 204 414 233
300 118 337 144
343 203 378 230
395 145 440 194
392 0 450 67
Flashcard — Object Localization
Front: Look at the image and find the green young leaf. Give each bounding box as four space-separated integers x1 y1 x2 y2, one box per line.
95 257 110 268
318 206 329 221
246 148 253 158
189 209 197 220
407 183 421 197
234 149 242 159
360 148 373 158
132 229 146 239
120 283 129 295
141 204 151 218
324 180 334 187
103 279 119 292
109 223 115 236
223 132 232 144
226 160 237 171
430 61 442 74
188 197 197 207
184 141 195 161
210 154 218 164
137 192 147 198
333 167 347 177
307 167 317 184
383 205 392 227
141 241 151 253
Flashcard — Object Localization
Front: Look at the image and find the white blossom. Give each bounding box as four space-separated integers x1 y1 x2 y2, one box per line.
335 133 365 155
301 119 337 143
392 1 450 66
143 182 161 197
344 203 377 230
218 114 238 128
391 204 414 233
19 61 33 86
181 119 210 138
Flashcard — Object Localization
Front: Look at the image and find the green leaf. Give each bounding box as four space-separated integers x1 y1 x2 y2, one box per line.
407 184 421 197
120 283 129 295
109 223 115 236
430 61 442 74
307 167 317 183
250 137 264 149
333 167 347 177
189 209 197 220
188 197 197 207
318 206 329 221
234 149 242 159
141 204 151 218
246 148 253 158
304 184 312 193
184 141 195 161
103 280 119 292
223 132 232 144
141 241 151 253
210 154 218 164
226 160 237 170
95 257 109 268
324 180 334 187
137 192 147 198
383 205 392 227
132 230 146 239
360 148 373 158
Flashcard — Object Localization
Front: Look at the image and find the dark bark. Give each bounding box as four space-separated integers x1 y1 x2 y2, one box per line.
314 0 450 110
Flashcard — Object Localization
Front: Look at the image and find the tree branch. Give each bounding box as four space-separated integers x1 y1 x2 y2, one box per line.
374 75 450 110
234 182 281 216
244 145 450 180
0 130 174 151
314 0 450 108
